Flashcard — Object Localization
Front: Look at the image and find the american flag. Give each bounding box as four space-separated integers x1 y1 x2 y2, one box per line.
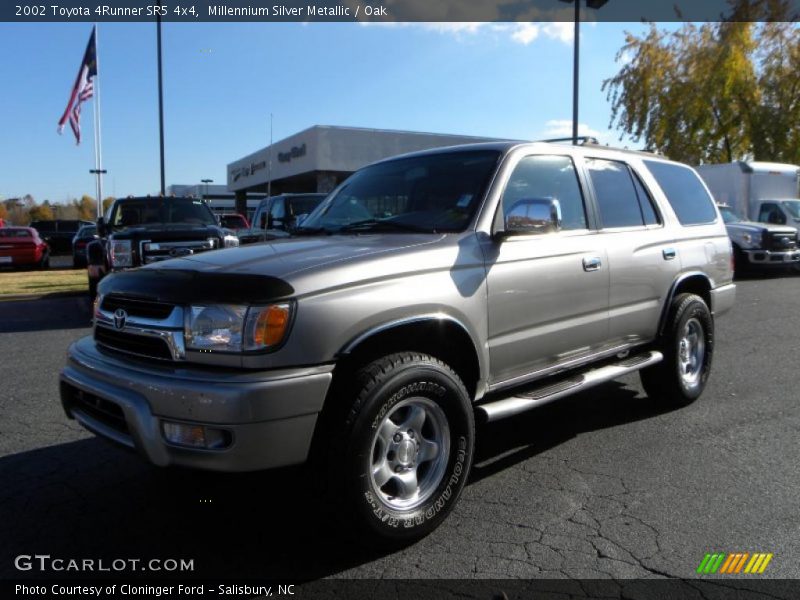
57 27 97 145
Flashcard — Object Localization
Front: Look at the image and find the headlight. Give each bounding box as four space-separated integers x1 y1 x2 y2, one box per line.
741 232 761 248
223 234 239 248
185 303 292 353
110 240 133 267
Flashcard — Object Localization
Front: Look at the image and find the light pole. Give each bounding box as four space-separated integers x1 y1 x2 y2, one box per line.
89 168 107 219
201 179 213 203
559 0 609 144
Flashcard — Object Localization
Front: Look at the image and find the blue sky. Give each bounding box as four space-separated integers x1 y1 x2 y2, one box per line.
0 21 657 204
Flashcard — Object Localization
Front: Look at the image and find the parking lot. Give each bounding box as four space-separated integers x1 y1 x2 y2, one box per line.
1 274 799 582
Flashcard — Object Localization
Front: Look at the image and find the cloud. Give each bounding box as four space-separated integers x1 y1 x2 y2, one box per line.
540 120 608 141
358 21 576 46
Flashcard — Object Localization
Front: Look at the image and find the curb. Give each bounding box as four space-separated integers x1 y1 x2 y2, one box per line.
0 291 90 302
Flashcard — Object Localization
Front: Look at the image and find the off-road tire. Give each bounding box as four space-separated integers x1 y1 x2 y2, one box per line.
641 293 713 406
321 352 474 545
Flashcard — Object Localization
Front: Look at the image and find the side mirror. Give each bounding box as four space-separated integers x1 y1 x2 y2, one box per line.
499 198 562 238
87 240 105 266
96 217 107 237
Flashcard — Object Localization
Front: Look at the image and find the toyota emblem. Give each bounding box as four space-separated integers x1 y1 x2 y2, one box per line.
113 308 128 330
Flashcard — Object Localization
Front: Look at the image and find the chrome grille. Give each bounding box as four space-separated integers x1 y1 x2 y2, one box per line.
94 296 185 362
766 231 798 251
101 295 174 320
140 239 216 264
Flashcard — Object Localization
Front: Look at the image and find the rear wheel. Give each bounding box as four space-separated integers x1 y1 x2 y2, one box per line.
321 352 474 545
641 293 713 406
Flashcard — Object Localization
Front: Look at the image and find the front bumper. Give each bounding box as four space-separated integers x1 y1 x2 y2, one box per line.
60 336 333 472
743 248 800 265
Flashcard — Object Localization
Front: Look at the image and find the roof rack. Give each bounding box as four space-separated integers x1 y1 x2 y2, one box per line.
538 136 600 146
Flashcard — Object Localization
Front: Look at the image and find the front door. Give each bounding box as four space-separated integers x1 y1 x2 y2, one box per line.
484 154 610 387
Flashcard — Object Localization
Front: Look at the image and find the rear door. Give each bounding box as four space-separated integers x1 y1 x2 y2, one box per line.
582 157 680 346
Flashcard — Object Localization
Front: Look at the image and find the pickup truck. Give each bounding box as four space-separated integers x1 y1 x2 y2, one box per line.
717 204 799 271
61 142 734 543
85 196 238 297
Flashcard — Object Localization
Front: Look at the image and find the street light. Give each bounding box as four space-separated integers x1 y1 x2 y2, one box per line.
559 0 609 144
201 179 213 203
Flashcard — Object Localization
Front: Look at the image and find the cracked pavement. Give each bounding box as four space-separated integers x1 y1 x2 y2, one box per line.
1 277 799 583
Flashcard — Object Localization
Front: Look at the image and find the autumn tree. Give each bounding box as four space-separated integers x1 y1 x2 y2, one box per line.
28 203 54 222
102 197 115 213
603 0 800 164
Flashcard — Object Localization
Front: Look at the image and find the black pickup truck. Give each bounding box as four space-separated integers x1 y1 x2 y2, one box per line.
86 196 237 297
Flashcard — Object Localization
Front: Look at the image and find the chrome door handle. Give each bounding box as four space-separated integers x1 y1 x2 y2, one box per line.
583 256 602 271
663 248 677 260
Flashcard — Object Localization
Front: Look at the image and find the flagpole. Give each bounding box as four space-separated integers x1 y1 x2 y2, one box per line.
92 23 104 219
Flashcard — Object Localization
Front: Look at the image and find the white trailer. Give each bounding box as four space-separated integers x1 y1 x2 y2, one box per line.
695 161 800 226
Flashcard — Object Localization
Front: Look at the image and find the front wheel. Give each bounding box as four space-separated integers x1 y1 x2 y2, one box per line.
324 353 474 545
641 293 713 406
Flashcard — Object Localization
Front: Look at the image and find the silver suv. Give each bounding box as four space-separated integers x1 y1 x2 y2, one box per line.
60 141 735 543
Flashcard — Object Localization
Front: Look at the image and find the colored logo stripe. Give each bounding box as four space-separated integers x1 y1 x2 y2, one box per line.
698 552 773 574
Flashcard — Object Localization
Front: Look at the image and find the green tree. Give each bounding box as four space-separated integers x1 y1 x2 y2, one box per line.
603 1 800 164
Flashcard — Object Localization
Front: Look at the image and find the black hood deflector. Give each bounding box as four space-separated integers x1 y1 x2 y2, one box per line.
98 269 294 304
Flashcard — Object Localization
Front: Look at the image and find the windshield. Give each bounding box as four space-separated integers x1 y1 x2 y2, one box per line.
718 207 741 223
289 195 326 217
299 150 501 233
781 200 800 219
0 229 32 238
109 198 216 229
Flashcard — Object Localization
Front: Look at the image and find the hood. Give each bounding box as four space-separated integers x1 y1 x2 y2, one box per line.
146 234 445 281
109 224 223 240
725 220 797 235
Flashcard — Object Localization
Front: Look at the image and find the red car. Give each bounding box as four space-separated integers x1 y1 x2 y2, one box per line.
219 213 250 231
0 227 50 269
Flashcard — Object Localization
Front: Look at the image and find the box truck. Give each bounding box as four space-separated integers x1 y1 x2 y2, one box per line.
695 161 800 225
696 162 800 270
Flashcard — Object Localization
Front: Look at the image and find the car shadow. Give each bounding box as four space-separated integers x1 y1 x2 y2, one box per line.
1 380 668 581
471 380 667 484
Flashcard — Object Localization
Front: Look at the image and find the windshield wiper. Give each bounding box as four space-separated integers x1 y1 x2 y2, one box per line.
338 219 429 233
291 226 330 236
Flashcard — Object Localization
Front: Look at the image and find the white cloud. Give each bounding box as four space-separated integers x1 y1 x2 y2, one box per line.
359 21 575 46
540 120 608 142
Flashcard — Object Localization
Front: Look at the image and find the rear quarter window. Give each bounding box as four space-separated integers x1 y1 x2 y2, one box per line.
644 160 718 225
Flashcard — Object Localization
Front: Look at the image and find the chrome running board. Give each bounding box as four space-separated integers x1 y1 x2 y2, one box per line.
477 350 663 422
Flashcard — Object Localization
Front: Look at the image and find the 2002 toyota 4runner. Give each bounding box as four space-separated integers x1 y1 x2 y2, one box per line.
60 141 735 543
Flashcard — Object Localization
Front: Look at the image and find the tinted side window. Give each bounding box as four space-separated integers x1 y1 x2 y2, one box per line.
586 158 644 228
644 161 717 225
502 155 587 231
630 170 660 226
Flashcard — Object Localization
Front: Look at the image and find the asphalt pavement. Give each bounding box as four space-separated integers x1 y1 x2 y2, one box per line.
1 275 799 583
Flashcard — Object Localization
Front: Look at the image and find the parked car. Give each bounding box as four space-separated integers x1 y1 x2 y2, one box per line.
85 196 238 298
71 224 98 268
30 219 93 254
0 227 50 269
717 204 799 272
238 193 326 244
61 141 734 544
218 213 250 233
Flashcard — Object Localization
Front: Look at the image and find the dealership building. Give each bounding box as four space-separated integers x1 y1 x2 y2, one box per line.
226 125 506 214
